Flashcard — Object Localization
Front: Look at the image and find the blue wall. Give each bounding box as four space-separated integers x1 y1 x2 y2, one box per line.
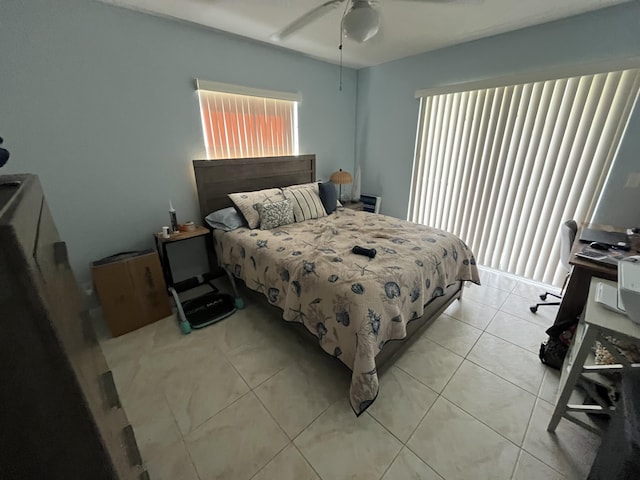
355 2 640 227
2 0 639 287
0 0 357 283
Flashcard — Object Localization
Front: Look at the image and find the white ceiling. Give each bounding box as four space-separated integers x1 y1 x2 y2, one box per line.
101 0 628 68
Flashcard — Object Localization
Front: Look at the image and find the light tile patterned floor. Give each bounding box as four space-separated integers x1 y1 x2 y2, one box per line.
96 267 600 480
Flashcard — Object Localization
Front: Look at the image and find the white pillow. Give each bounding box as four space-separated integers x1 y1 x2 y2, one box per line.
282 185 327 222
228 188 285 229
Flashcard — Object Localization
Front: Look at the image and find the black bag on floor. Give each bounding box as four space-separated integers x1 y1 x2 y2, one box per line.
539 317 579 369
539 338 568 369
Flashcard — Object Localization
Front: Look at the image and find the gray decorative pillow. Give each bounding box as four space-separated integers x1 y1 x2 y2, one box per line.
255 199 294 230
229 188 285 229
205 207 247 231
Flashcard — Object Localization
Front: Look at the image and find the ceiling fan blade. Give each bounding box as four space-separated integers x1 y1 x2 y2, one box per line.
393 0 480 3
272 0 345 41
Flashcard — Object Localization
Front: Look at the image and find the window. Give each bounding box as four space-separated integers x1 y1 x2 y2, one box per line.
196 79 300 159
409 68 640 286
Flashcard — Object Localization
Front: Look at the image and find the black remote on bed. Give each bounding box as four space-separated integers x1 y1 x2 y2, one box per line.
352 246 377 258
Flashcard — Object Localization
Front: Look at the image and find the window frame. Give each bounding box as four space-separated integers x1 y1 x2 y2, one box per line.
195 79 301 160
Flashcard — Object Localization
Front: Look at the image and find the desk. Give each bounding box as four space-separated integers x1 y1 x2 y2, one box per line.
548 278 640 434
553 224 640 325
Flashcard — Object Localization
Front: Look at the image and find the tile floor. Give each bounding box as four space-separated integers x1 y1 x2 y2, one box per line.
96 267 601 480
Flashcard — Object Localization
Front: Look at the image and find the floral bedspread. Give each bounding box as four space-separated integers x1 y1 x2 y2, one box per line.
213 209 480 415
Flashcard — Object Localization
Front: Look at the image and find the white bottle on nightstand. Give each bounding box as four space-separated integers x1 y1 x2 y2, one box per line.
169 201 179 233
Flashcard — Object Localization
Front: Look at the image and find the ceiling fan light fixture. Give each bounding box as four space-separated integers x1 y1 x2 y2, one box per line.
343 1 379 43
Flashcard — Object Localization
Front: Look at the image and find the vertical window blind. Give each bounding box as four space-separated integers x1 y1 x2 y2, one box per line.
197 85 299 159
409 68 640 286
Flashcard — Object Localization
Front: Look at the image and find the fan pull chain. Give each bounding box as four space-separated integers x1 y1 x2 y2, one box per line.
339 43 343 91
338 0 350 92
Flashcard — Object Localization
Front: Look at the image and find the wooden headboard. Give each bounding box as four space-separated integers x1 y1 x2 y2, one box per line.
192 154 316 218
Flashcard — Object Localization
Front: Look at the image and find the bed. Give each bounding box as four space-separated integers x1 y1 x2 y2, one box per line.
193 155 480 415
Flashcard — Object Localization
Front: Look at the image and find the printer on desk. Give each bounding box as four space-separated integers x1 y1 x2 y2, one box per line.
620 258 640 324
595 257 640 323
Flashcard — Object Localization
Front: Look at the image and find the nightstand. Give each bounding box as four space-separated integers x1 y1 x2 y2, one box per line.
154 225 226 334
153 226 210 288
341 201 364 211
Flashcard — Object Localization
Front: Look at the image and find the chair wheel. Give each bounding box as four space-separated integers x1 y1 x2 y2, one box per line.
530 306 538 313
540 294 547 301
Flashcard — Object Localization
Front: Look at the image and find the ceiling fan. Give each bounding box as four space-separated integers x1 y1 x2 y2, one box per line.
273 0 468 44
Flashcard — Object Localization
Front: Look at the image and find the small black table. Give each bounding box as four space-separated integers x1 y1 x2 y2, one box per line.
153 225 211 290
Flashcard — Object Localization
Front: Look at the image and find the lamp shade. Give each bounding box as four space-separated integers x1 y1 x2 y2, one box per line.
330 169 353 185
343 1 380 43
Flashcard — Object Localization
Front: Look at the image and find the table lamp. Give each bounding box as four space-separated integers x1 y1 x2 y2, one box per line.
330 168 352 202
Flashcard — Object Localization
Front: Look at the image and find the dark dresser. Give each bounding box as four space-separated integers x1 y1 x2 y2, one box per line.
0 175 146 479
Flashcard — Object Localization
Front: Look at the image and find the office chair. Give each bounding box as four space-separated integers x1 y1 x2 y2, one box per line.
530 219 578 313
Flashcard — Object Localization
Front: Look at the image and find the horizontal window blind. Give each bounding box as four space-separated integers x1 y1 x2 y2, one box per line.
197 89 298 159
409 68 640 286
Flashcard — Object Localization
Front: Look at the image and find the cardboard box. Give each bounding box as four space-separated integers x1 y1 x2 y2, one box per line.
91 250 171 337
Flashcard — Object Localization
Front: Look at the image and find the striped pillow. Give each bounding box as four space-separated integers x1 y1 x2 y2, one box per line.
283 181 319 191
282 185 327 222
